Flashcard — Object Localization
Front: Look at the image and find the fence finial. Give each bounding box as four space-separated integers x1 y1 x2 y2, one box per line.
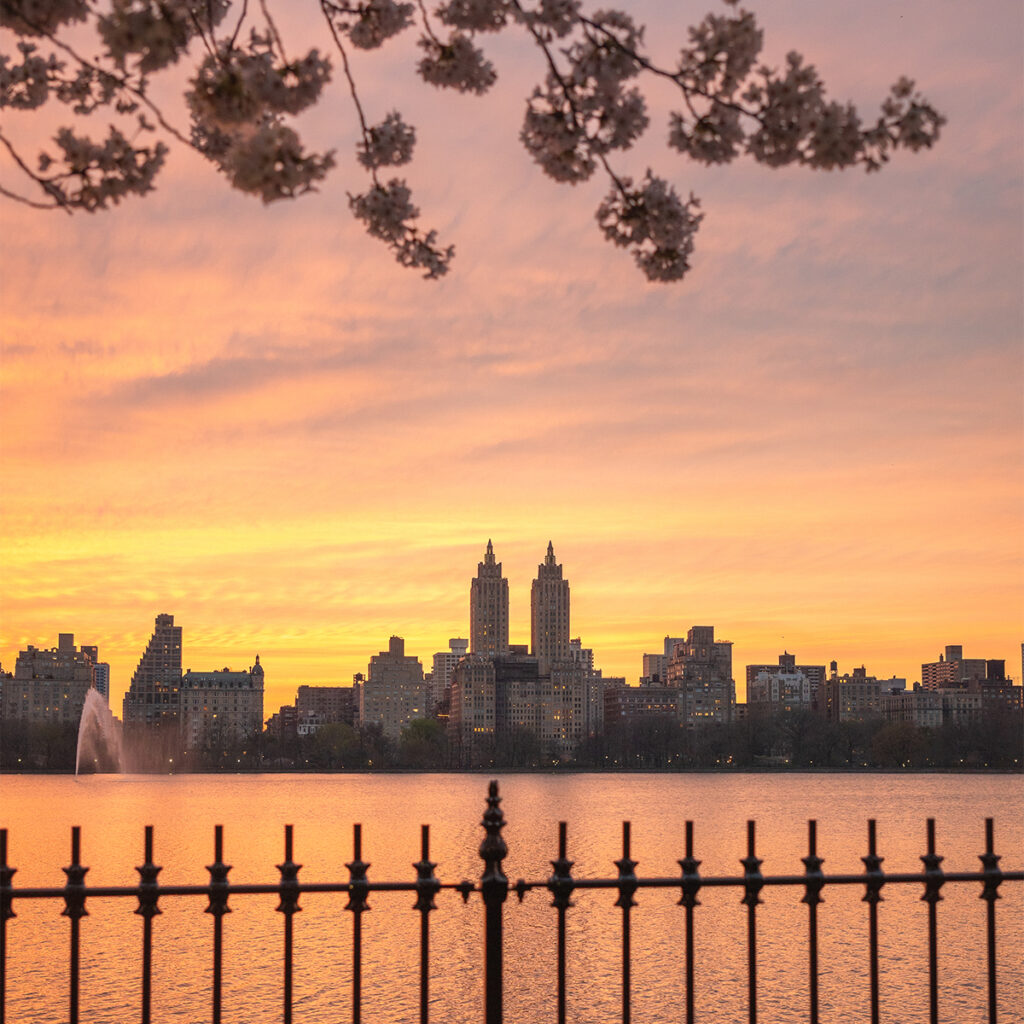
480 780 508 886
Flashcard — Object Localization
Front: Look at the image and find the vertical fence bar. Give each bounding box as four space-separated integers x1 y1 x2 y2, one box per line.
277 824 301 1024
678 820 702 1024
862 819 884 1024
921 819 944 1024
548 821 575 1024
615 821 638 1024
0 829 14 1024
62 826 88 1024
135 825 161 1024
480 781 509 1024
205 825 231 1024
413 824 440 1024
741 821 764 1024
346 823 370 1024
979 818 1002 1024
801 821 825 1024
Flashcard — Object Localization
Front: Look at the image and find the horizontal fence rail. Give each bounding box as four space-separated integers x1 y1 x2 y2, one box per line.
1 780 1021 1024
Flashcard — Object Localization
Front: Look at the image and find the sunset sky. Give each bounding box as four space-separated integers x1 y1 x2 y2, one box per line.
1 0 1021 714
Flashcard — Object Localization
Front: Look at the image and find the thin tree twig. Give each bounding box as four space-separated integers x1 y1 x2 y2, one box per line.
319 0 377 184
0 129 71 211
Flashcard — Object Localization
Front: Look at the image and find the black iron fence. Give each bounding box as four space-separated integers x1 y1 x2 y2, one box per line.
1 779 1021 1024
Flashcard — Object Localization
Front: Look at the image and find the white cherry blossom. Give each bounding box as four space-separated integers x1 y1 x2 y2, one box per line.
0 0 945 283
357 111 415 168
0 0 88 37
417 32 496 94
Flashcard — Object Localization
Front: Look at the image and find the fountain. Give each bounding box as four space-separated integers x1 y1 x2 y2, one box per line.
76 687 124 774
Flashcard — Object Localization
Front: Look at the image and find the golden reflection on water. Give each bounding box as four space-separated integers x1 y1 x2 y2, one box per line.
1 773 1021 1023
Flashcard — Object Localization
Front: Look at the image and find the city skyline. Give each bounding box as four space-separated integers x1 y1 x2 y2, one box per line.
2 1 1021 717
1 535 1019 713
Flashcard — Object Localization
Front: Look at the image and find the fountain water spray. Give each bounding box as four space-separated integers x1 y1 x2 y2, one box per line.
76 687 124 774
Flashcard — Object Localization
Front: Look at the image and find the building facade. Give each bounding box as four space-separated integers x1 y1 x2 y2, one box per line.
430 638 469 712
747 665 812 716
123 613 183 730
881 689 944 728
745 653 825 710
179 659 264 751
821 666 882 722
531 541 570 672
295 684 357 727
449 649 602 763
470 540 509 658
921 645 989 690
667 626 735 726
449 654 498 758
2 633 97 725
604 682 681 725
92 661 110 702
360 636 427 741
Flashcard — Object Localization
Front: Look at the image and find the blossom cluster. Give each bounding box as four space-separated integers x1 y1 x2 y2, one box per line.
0 0 944 282
357 111 416 169
667 9 945 175
0 0 88 37
514 0 580 40
0 42 61 110
98 0 230 73
328 0 414 50
186 34 335 202
417 33 496 94
349 178 453 278
520 10 649 184
596 172 702 283
37 125 167 210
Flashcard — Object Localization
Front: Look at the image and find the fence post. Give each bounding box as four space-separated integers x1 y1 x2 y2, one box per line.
615 822 639 1024
62 827 88 1024
1 830 16 1024
921 819 944 1024
413 824 440 1024
134 826 162 1024
801 820 825 1024
979 818 1003 1024
205 825 231 1024
678 821 702 1024
480 780 508 1024
276 825 301 1024
741 821 764 1024
346 824 370 1024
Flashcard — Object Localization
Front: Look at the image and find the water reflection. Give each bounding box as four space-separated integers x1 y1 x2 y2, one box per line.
2 773 1021 1022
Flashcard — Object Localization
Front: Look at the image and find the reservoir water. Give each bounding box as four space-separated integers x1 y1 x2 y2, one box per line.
1 772 1021 1023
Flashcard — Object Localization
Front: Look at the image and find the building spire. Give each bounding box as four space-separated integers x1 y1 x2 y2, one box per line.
545 540 556 565
485 539 495 565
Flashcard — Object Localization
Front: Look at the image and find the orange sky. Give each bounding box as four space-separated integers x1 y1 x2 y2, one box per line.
1 0 1022 713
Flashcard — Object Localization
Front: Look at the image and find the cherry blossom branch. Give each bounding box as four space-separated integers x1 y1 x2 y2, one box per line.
258 0 289 62
0 130 70 210
227 0 250 49
320 0 376 181
512 0 629 195
414 0 442 45
32 27 194 149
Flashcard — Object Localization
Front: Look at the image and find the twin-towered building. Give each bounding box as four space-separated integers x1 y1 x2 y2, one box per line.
448 540 602 762
467 539 573 670
357 542 745 758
